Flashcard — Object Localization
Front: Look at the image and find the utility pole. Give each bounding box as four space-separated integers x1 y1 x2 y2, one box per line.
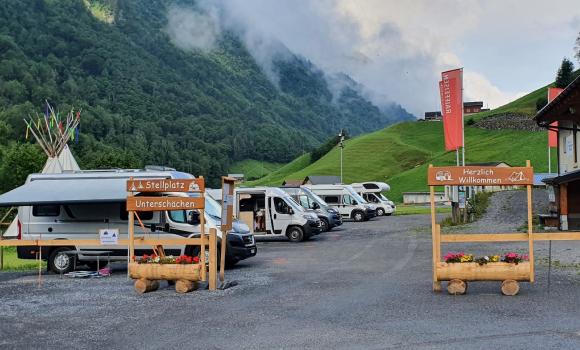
338 129 345 184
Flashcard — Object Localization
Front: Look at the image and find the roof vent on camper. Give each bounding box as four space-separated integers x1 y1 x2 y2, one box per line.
145 165 176 171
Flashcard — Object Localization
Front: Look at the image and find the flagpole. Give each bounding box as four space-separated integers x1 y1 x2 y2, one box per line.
548 146 552 174
461 68 465 166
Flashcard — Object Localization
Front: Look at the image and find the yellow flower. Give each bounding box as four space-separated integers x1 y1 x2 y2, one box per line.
490 255 500 262
460 254 473 263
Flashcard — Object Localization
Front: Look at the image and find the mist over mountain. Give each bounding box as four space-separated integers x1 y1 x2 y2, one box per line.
0 0 413 186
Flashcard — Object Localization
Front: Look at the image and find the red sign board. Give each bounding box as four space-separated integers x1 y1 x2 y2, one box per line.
547 87 564 148
127 178 204 193
440 69 464 151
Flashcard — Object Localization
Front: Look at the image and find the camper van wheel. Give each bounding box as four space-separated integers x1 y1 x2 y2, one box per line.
376 208 385 216
287 226 304 242
352 211 365 222
48 248 75 274
320 218 329 232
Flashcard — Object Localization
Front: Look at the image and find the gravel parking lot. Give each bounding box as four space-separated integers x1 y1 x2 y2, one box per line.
2 213 580 349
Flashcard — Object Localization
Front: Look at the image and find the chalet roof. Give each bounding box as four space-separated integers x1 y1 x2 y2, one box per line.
535 75 580 126
464 101 484 107
542 169 580 185
304 175 341 185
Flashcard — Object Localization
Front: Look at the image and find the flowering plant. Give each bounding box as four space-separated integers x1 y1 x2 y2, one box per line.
444 252 473 263
502 252 528 265
137 254 199 264
474 255 500 266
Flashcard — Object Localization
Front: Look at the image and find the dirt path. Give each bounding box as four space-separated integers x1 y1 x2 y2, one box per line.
449 189 549 234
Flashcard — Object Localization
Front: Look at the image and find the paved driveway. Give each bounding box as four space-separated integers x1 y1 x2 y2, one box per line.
1 214 580 349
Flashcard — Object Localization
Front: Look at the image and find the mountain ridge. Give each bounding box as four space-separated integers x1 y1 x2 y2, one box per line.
0 0 412 189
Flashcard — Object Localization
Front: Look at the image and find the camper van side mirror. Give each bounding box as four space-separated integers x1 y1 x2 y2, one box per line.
188 211 200 225
288 208 294 215
312 202 320 210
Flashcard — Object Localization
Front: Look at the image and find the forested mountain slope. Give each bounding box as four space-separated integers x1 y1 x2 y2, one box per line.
0 0 413 189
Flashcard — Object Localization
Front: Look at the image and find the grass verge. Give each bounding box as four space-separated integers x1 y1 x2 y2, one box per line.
0 247 46 271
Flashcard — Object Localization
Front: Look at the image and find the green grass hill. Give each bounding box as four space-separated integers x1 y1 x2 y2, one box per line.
248 122 553 202
247 73 578 201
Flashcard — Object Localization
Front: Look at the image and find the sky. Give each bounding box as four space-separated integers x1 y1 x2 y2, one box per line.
168 0 580 117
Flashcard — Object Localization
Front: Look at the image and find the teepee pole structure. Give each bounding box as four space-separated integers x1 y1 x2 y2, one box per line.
24 101 81 159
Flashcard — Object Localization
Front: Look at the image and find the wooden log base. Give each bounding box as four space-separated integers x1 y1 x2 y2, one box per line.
447 279 467 295
175 279 198 294
433 281 442 293
501 280 520 296
134 279 159 294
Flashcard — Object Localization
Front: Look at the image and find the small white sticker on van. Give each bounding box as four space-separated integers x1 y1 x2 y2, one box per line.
99 229 119 245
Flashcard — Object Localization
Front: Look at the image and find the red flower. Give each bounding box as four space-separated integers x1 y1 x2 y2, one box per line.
193 256 200 264
143 254 149 259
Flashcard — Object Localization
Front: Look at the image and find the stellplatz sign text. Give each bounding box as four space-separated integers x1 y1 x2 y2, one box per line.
127 178 205 193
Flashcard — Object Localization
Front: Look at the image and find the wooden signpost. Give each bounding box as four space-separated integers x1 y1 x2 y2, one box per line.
126 177 217 293
428 161 535 295
219 177 236 282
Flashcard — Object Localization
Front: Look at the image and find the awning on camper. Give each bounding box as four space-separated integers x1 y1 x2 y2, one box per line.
0 178 128 206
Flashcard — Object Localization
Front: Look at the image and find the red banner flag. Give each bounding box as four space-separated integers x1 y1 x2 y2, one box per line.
439 69 463 151
547 87 564 148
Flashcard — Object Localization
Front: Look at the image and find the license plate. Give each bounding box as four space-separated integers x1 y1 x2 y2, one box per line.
250 249 256 254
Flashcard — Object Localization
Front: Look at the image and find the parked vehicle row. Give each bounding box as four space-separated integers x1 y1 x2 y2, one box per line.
0 168 396 273
1 170 257 274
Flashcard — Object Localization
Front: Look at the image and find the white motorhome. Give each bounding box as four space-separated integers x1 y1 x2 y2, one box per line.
303 184 377 222
351 182 396 216
235 187 321 242
0 169 257 274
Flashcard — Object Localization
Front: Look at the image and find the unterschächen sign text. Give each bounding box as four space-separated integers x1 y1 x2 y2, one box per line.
126 197 205 211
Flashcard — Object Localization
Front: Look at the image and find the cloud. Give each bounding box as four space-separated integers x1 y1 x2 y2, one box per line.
463 71 526 109
166 3 221 53
165 0 580 115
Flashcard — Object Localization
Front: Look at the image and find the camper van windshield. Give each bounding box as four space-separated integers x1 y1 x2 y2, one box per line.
378 193 388 201
302 188 328 206
287 197 305 213
347 188 368 204
205 195 222 219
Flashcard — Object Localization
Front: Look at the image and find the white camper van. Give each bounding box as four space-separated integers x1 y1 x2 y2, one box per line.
0 169 257 274
303 184 377 222
351 182 396 216
235 187 321 242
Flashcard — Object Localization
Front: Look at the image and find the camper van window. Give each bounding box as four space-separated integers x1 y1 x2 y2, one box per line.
325 195 339 204
205 196 222 219
32 205 60 217
273 197 290 214
343 195 357 205
299 195 311 208
169 210 187 223
120 204 154 221
365 193 379 203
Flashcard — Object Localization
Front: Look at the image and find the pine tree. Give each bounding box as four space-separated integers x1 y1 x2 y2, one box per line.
555 58 575 88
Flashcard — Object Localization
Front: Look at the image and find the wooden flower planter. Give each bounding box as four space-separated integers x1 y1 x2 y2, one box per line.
436 262 530 281
129 262 202 294
436 262 530 296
